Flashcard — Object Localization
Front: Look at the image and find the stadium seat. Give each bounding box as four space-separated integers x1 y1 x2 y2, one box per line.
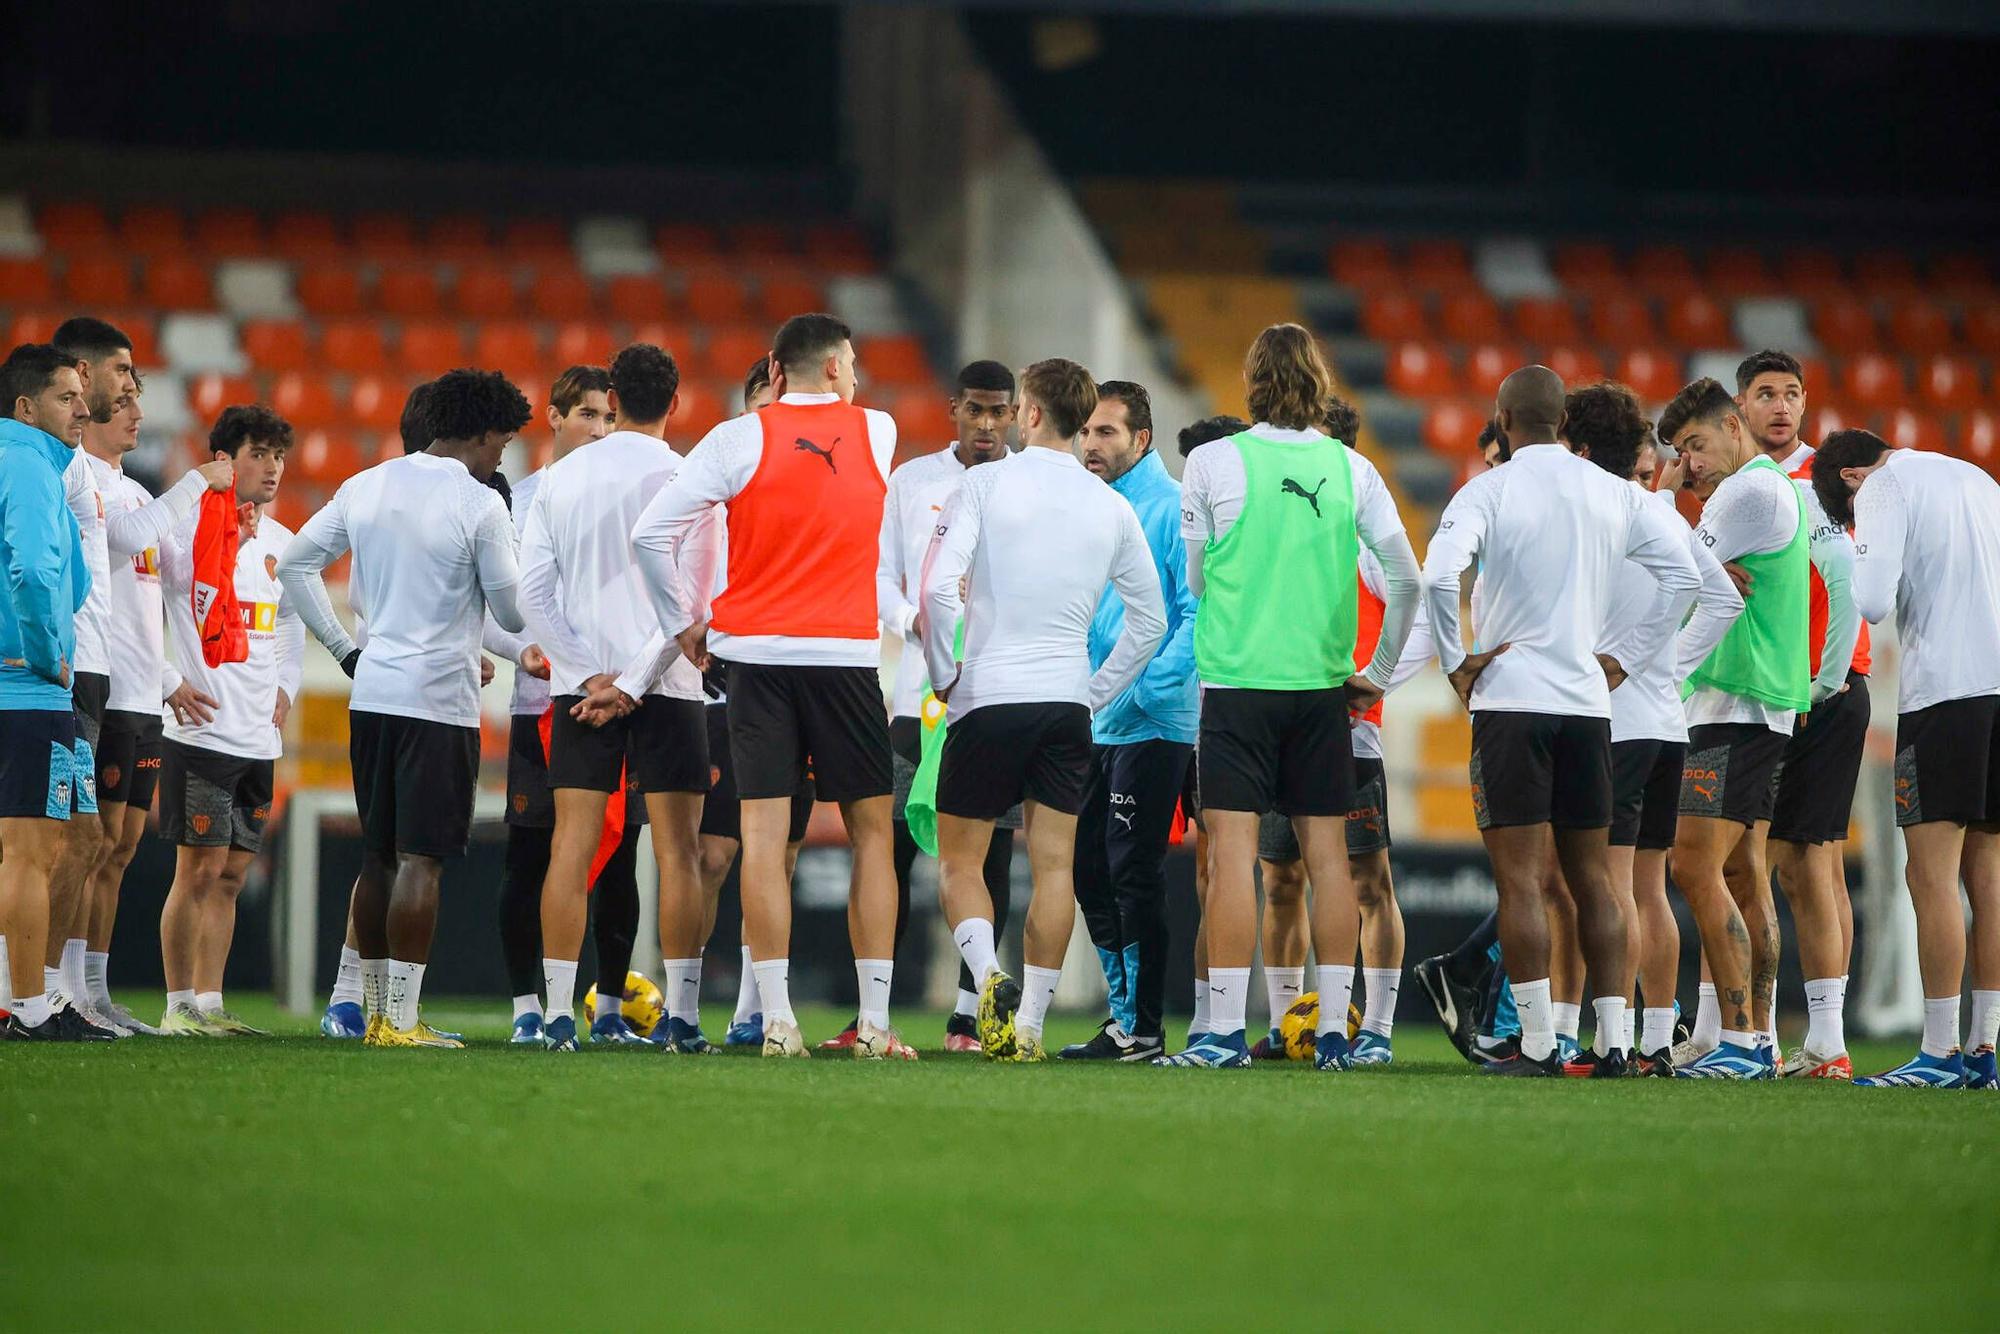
500 218 572 259
1813 403 1852 438
0 257 54 304
1930 252 1991 296
270 210 346 263
757 274 823 325
1422 399 1488 456
1883 407 1945 452
1777 249 1848 299
1960 409 1998 471
1812 295 1878 356
1404 240 1472 290
1464 342 1525 398
241 320 313 374
378 267 443 318
426 214 490 259
186 372 258 424
296 265 366 317
1360 291 1430 343
347 376 409 433
351 213 420 262
885 387 954 452
214 259 297 319
451 265 518 318
37 201 112 251
194 208 266 256
527 267 594 321
1663 293 1729 348
697 328 768 383
630 322 701 365
6 309 59 346
732 222 795 259
1916 354 1984 413
62 254 134 305
106 313 160 367
117 204 188 256
802 221 876 272
320 320 389 376
473 321 544 372
550 322 614 368
657 222 723 266
271 372 340 431
1616 347 1684 402
160 313 244 373
1551 242 1625 295
1329 238 1398 289
665 379 725 437
1887 298 1955 357
1511 296 1579 344
1852 249 1920 295
606 274 674 323
1543 345 1606 385
857 334 930 388
398 321 468 374
685 273 751 325
142 256 213 309
1965 303 2000 358
1586 293 1656 347
1704 246 1774 294
287 431 366 486
1385 341 1457 398
1629 245 1698 295
1840 354 1906 411
1438 290 1503 344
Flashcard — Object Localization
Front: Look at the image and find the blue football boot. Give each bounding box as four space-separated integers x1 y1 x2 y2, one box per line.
319 1001 366 1039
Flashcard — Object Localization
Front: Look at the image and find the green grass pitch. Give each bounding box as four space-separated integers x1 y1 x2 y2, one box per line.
4 997 1995 1330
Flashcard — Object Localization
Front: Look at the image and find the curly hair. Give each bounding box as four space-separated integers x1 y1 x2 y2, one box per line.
1809 428 1891 528
1564 381 1650 481
1179 414 1248 457
609 343 679 423
1323 394 1360 445
427 368 532 441
1243 323 1332 431
209 403 293 457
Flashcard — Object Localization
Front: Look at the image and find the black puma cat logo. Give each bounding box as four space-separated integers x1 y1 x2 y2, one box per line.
1281 476 1326 517
795 436 839 473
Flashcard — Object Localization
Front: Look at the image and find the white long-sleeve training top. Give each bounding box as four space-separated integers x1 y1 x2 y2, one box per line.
1424 443 1702 718
1601 487 1744 744
158 508 303 760
518 430 712 704
92 455 187 711
62 450 110 676
1850 447 2000 713
921 447 1165 718
879 443 989 718
278 452 523 730
1353 546 1435 761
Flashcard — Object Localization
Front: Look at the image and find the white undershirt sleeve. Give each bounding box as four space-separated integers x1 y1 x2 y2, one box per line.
105 470 204 558
1808 518 1860 702
276 492 359 664
471 495 524 634
1850 467 1905 626
517 488 595 682
1421 477 1493 676
877 472 918 640
921 477 983 693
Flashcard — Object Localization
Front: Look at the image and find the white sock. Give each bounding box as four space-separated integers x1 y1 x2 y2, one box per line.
1622 1008 1636 1053
1592 996 1627 1056
951 917 999 988
1208 966 1250 1037
511 992 543 1022
1764 992 1779 1052
953 988 979 1019
1511 978 1555 1061
1921 994 1960 1059
1017 964 1061 1040
753 959 795 1025
543 957 579 1024
61 937 87 1006
731 945 759 1024
1803 976 1846 1056
14 992 52 1026
856 958 893 1031
1361 967 1400 1038
664 957 703 1025
362 958 387 1018
1265 966 1305 1028
45 965 63 1001
1970 989 2000 1053
1721 1028 1757 1051
331 946 364 1007
86 950 112 1009
1314 963 1356 1039
1693 982 1721 1052
1552 1000 1581 1043
0 937 10 1007
386 959 425 1032
196 990 224 1016
167 988 195 1012
1190 978 1210 1035
1641 1006 1674 1053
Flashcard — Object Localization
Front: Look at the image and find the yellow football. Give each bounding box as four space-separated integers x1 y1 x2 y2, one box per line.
582 971 666 1038
1277 991 1364 1059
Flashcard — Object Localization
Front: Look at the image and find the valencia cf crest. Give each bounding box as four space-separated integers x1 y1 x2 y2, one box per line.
190 813 212 836
265 554 278 581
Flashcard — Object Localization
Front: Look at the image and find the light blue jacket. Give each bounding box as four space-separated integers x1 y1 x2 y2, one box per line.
1089 449 1198 745
0 418 87 710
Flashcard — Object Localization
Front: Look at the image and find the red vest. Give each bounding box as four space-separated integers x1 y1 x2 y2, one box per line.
192 490 248 668
1788 455 1871 676
708 400 885 640
1354 571 1385 726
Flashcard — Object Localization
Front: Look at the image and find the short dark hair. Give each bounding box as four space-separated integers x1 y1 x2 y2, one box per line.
743 356 772 405
550 364 611 418
954 360 1015 397
399 380 435 454
1478 419 1508 462
209 404 294 457
1324 394 1360 445
428 369 532 442
771 313 852 378
51 316 133 364
1564 381 1650 482
1657 377 1740 448
1735 348 1805 394
1095 380 1152 437
608 344 679 422
1179 414 1248 457
1809 429 1892 528
2 343 79 416
1020 358 1098 439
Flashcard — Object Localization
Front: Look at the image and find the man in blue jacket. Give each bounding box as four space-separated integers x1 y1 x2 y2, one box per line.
1063 381 1199 1061
1 343 95 1040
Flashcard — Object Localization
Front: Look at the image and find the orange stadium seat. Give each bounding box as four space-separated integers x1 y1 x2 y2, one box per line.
527 267 594 321
1704 246 1774 294
1544 345 1606 385
1965 303 2000 358
500 218 571 260
701 329 772 383
1587 294 1658 347
1464 342 1525 398
142 256 212 309
1629 245 1698 295
1916 354 1984 413
885 387 954 451
858 334 930 388
473 321 543 373
101 313 158 366
426 214 490 259
1616 347 1684 402
1511 296 1579 344
117 204 187 256
685 273 751 325
551 322 615 368
1852 250 1919 295
194 209 266 256
732 222 795 259
398 321 468 374
288 430 365 484
1329 238 1398 288
351 213 420 262
665 379 725 437
6 311 60 346
0 257 55 304
1840 354 1906 411
1404 240 1472 290
62 254 134 305
1662 292 1728 347
270 210 346 263
37 201 112 251
1438 290 1503 343
187 373 258 424
1887 299 1955 357
1422 400 1489 456
296 265 366 317
657 222 723 266
320 320 389 376
1777 249 1848 299
1813 296 1879 356
347 376 409 433
1931 252 1991 296
271 372 340 430
241 320 313 374
606 274 674 323
757 275 822 325
1360 291 1430 343
1552 242 1624 295
378 267 443 318
452 265 518 318
630 322 701 365
1883 408 1945 452
1960 410 1999 471
1385 341 1457 398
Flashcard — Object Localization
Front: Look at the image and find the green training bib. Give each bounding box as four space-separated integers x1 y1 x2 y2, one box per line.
1684 455 1811 712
